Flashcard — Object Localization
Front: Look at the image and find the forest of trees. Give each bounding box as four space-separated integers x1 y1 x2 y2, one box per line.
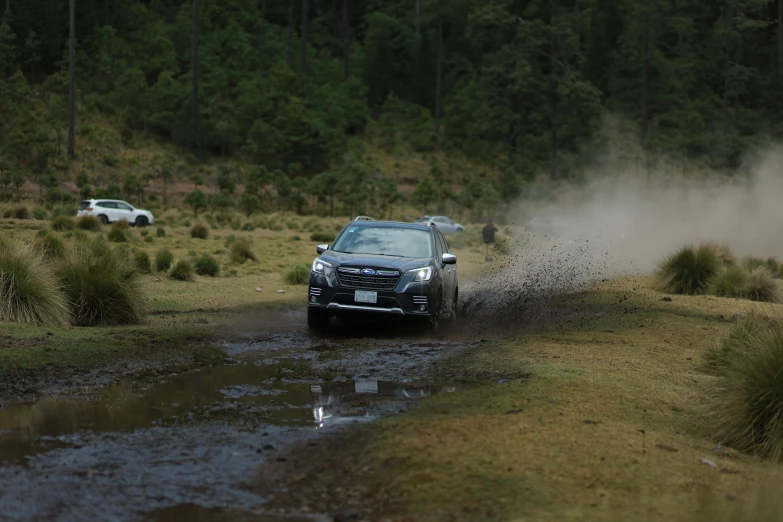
1 0 783 212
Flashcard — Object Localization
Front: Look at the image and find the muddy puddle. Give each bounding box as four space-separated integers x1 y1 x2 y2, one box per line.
0 339 461 521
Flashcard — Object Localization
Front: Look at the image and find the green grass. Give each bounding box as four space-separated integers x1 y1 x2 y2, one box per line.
34 233 66 259
283 264 310 285
134 250 152 273
76 215 102 231
703 312 773 375
155 248 174 272
709 264 748 298
51 215 75 232
107 227 128 242
309 231 335 243
194 253 219 277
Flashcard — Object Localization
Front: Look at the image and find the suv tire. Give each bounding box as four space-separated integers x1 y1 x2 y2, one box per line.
307 308 329 333
98 215 109 225
135 216 149 228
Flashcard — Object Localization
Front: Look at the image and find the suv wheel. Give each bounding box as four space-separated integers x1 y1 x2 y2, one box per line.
98 215 109 225
307 308 329 333
425 285 444 332
135 216 149 228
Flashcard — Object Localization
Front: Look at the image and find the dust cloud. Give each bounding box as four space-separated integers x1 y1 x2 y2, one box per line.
459 143 783 330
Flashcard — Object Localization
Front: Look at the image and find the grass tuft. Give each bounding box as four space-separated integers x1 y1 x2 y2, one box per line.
35 233 67 259
14 206 31 220
155 249 174 272
191 223 209 239
113 219 130 230
170 259 194 281
51 215 75 232
107 227 128 243
744 266 782 303
310 231 335 243
709 264 748 298
230 238 257 264
284 264 310 285
655 244 721 295
134 250 151 273
57 239 147 326
156 226 166 238
706 318 783 462
703 313 773 375
0 241 69 326
194 253 219 277
76 215 102 232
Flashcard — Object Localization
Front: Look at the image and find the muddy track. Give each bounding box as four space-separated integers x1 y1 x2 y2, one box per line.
0 311 492 522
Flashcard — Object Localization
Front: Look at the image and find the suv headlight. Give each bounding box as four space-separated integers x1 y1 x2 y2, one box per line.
312 258 332 274
408 266 433 282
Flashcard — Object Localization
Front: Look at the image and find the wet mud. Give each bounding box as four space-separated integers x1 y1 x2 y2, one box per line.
0 325 467 522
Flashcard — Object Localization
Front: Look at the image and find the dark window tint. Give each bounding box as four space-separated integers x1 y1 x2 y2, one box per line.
98 201 117 209
79 201 91 210
437 232 450 253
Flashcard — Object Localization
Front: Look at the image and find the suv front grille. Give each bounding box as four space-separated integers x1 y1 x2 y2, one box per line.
336 267 400 290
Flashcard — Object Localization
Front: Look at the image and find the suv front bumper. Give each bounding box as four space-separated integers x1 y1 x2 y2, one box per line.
308 275 435 316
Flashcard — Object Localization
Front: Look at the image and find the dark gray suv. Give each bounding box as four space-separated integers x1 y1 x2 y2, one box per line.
307 221 458 332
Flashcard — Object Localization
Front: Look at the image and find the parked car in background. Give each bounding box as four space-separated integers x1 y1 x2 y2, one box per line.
353 216 375 221
413 215 431 224
77 199 154 227
422 215 465 235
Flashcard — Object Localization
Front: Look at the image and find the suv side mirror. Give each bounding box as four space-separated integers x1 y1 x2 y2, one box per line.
442 253 457 265
316 244 329 255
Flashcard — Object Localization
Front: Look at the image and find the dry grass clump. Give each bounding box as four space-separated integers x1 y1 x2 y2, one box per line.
230 237 257 264
191 223 209 239
705 316 783 462
656 244 720 295
76 215 102 232
170 259 194 281
0 241 69 326
57 239 146 326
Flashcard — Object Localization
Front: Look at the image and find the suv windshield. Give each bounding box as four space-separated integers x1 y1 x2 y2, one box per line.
332 226 433 258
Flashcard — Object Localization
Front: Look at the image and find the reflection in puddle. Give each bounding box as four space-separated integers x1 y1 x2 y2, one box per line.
0 350 456 465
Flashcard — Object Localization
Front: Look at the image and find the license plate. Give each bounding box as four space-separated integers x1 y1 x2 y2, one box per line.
354 290 377 304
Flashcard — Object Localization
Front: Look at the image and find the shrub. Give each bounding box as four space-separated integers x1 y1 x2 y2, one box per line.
144 236 154 243
655 244 720 295
113 219 130 230
76 215 102 232
195 253 219 277
191 223 209 239
140 229 149 237
743 256 768 272
57 239 146 326
33 208 47 220
156 227 166 238
107 228 128 243
36 233 66 259
703 313 773 375
291 235 301 241
702 242 735 266
230 238 257 264
170 260 194 281
242 222 254 231
284 264 310 285
69 243 141 320
14 206 30 220
51 215 75 232
310 231 335 242
706 319 783 461
0 241 69 326
155 249 174 272
134 250 151 273
709 265 748 298
744 266 782 303
36 227 49 238
766 257 782 278
64 230 90 243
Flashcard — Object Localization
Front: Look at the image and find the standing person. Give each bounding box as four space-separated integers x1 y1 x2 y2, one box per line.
482 217 498 262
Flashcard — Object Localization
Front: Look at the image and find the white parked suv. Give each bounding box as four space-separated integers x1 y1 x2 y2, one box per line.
77 199 154 227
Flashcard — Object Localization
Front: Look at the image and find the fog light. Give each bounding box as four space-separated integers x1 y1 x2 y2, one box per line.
419 304 426 311
310 296 317 303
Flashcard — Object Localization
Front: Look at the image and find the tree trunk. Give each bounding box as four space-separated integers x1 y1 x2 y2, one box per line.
67 0 75 158
286 0 294 66
433 1 443 134
640 13 650 144
259 0 266 79
300 0 308 75
342 0 350 80
779 0 782 76
192 0 201 160
415 0 420 37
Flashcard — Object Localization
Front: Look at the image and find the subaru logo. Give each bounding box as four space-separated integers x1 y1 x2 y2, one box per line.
361 268 376 276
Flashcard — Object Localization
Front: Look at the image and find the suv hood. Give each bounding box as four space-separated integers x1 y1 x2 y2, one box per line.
319 251 432 272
